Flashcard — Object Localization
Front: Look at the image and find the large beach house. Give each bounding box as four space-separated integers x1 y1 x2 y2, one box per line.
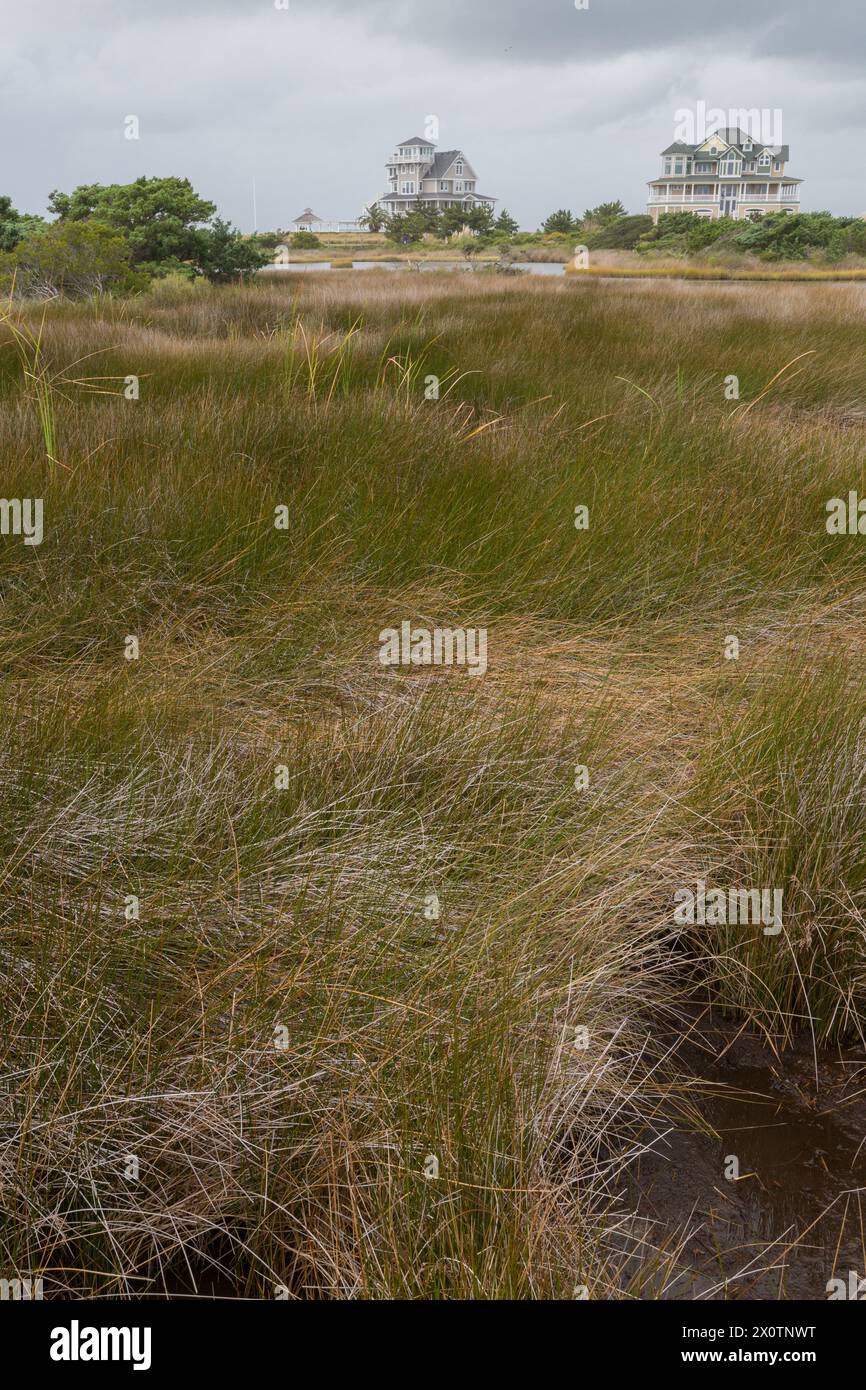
376 137 497 217
647 127 802 223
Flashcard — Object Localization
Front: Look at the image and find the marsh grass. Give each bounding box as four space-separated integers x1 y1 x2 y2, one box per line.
568 265 866 282
686 652 866 1044
0 300 59 466
1 272 864 1296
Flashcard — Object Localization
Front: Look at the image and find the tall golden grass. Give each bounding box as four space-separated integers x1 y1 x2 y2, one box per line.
0 272 864 1297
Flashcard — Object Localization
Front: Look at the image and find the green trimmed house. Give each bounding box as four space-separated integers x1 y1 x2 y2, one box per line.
647 127 803 223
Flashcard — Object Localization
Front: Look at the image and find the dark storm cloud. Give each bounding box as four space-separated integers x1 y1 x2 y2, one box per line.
13 0 862 67
315 0 864 66
0 0 863 228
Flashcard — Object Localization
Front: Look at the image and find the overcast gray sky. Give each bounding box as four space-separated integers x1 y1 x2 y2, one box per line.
2 0 863 230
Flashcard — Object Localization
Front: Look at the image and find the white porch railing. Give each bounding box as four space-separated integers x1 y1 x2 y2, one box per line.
649 191 798 204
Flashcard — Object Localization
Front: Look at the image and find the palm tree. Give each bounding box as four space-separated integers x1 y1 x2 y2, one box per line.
360 204 385 233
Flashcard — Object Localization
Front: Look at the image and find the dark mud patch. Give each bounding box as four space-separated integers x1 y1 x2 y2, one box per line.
625 1011 866 1299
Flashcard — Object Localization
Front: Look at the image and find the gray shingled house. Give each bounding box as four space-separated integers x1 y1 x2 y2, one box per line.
376 137 497 217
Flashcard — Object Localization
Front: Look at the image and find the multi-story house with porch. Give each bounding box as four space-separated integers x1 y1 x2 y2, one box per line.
647 127 802 223
376 137 497 217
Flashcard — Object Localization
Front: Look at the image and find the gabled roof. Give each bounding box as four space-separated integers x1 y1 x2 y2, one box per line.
713 126 757 148
662 130 790 161
427 150 463 177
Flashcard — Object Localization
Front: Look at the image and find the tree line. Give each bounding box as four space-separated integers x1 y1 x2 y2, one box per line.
360 201 518 243
3 176 864 297
0 177 270 296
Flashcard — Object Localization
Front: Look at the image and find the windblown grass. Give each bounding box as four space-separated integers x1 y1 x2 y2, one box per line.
0 271 864 1297
686 651 866 1044
568 264 866 282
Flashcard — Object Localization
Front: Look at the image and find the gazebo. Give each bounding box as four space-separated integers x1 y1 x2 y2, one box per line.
292 208 325 231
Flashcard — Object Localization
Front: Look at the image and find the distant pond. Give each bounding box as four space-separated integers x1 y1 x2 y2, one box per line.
261 260 566 276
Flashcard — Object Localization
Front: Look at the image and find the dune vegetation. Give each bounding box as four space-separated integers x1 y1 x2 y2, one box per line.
1 270 864 1298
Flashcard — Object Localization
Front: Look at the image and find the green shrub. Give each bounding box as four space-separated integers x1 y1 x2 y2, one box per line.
48 176 216 265
543 209 577 233
195 218 270 283
291 230 322 249
2 220 147 297
585 215 653 250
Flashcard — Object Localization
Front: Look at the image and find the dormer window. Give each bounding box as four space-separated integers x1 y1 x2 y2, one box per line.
758 151 771 167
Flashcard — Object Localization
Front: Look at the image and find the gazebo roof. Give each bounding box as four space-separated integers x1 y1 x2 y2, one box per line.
292 208 324 224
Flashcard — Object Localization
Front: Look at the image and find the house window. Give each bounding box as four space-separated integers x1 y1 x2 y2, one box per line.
674 158 684 174
401 181 415 194
439 181 449 191
719 158 740 175
664 158 672 174
455 182 463 192
773 161 782 171
455 162 463 175
758 152 771 166
695 162 713 173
